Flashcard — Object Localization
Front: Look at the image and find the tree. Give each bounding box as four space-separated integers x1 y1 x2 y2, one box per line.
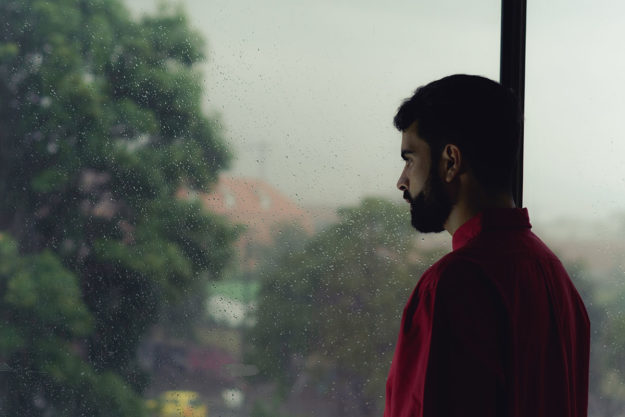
0 0 236 415
247 198 441 417
584 264 625 416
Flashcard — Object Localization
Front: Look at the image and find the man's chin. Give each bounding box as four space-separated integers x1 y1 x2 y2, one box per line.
411 220 445 234
410 209 448 233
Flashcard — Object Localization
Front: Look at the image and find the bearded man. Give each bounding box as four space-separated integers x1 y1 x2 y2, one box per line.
385 74 590 417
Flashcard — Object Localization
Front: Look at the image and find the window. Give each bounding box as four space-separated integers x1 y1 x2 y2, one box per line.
7 1 618 416
526 1 625 414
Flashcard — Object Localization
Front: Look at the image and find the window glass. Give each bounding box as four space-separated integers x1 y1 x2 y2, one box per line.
0 0 499 415
526 1 625 415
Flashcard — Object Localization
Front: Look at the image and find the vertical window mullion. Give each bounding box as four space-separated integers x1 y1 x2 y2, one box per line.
500 0 527 207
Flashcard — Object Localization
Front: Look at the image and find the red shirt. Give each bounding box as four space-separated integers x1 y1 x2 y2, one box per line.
384 208 590 417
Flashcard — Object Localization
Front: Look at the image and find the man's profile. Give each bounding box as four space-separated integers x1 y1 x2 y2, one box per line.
384 75 590 417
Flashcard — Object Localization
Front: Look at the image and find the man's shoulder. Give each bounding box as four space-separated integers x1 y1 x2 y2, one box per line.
465 227 563 266
431 248 486 272
415 252 504 318
420 251 487 290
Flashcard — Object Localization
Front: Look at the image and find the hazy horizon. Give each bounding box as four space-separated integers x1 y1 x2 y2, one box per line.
125 0 625 224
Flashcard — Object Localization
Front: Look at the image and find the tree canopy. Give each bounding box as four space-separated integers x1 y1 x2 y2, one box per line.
0 0 236 414
247 198 442 416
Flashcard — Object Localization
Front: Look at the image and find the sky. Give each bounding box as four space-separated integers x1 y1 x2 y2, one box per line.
126 0 625 224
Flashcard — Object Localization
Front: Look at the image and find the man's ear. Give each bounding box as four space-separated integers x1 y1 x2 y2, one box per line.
441 144 463 183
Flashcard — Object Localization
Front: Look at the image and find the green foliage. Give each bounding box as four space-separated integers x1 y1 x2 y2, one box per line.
556 260 625 416
0 234 147 416
585 265 625 413
247 198 436 416
0 235 92 340
0 0 237 415
251 397 295 417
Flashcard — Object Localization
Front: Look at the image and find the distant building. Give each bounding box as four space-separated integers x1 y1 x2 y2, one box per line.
178 175 315 269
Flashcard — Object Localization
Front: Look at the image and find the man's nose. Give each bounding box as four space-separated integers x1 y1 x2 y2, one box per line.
397 175 407 191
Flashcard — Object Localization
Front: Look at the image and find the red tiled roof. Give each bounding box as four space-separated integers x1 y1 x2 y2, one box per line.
179 175 314 247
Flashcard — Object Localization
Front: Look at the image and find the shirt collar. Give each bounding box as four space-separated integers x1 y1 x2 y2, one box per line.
452 207 532 251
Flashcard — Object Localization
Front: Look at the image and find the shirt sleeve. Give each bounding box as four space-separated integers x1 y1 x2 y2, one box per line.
422 259 507 417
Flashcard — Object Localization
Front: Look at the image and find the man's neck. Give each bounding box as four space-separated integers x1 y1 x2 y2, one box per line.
444 191 516 236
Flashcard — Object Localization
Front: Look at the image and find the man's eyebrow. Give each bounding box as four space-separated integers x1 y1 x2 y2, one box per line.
401 150 414 160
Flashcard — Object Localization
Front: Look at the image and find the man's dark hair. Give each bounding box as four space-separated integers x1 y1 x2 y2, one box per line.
394 74 522 192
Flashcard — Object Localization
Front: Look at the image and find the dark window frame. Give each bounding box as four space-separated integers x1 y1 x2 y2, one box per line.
500 0 527 207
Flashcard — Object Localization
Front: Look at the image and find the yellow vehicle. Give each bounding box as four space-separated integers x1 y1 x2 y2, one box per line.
147 390 208 417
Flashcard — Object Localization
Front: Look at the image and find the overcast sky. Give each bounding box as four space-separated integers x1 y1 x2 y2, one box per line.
126 0 625 224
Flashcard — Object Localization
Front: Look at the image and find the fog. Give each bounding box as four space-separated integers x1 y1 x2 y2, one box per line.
127 0 625 224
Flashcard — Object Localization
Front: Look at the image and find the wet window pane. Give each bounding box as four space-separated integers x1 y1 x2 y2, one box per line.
526 1 625 415
0 0 504 416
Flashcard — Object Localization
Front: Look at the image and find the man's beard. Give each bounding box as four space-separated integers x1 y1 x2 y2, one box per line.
405 167 453 233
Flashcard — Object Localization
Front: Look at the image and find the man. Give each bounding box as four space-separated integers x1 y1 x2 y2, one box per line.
384 75 590 417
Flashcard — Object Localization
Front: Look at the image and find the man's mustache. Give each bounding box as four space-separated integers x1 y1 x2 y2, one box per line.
403 191 412 203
